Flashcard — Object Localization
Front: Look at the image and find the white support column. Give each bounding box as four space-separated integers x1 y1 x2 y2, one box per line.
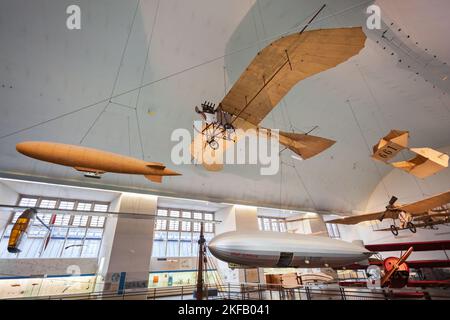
214 205 265 284
97 193 157 297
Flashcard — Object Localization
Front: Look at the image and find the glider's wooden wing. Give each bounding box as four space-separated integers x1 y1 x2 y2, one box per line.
220 27 367 125
399 191 450 215
391 148 449 179
327 211 394 225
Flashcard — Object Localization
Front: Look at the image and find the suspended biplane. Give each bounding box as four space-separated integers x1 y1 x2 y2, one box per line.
328 191 450 236
191 5 367 171
372 130 449 179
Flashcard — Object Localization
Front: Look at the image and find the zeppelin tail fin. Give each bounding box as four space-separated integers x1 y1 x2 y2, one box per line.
145 175 162 183
279 131 336 160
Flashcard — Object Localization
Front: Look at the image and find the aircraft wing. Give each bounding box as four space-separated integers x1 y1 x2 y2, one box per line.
400 191 450 215
375 219 448 231
413 212 450 222
390 148 449 179
327 210 395 225
220 27 366 126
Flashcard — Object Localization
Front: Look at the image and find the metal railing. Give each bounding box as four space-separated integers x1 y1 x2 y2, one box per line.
6 282 450 300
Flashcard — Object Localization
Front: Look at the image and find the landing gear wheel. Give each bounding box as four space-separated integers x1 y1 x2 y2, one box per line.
390 225 399 236
208 139 219 150
407 222 417 233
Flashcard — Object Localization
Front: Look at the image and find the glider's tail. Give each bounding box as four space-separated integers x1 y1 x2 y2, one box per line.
279 131 336 160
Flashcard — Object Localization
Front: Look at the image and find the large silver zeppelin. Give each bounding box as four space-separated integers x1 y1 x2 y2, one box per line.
208 231 373 268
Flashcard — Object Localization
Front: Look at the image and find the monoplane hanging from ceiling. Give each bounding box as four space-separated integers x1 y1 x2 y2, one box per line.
191 4 367 171
372 130 449 178
328 190 450 236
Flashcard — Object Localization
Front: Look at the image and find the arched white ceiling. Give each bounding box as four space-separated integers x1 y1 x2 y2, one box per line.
0 0 449 213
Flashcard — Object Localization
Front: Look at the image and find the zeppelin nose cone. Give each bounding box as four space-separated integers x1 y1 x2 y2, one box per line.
16 141 36 155
207 238 220 258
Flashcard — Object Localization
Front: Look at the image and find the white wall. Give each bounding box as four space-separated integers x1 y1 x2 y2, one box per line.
0 258 97 277
150 257 197 272
0 182 18 231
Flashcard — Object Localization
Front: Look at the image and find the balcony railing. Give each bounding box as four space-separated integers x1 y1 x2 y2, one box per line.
6 282 450 300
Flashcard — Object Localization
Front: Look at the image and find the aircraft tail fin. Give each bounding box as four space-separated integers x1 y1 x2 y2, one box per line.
279 131 335 160
145 175 162 183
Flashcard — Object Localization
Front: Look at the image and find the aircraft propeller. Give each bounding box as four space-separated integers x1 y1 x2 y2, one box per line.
378 196 399 222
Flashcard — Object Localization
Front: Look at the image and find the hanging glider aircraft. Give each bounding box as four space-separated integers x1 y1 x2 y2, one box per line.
7 208 51 253
372 130 449 179
16 141 181 183
328 191 450 236
191 5 367 170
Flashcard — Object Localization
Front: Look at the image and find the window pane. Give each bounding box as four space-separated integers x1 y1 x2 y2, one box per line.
263 218 270 231
193 222 201 232
182 211 191 219
86 228 103 239
181 221 191 232
34 213 52 225
258 218 263 231
168 220 179 231
62 227 86 258
39 199 57 209
156 219 167 231
204 213 213 221
93 204 108 212
19 198 38 207
72 215 88 227
62 240 83 258
59 201 75 210
18 238 42 258
193 212 203 220
41 236 64 258
204 223 213 233
90 216 105 228
77 203 92 211
271 219 279 232
166 232 180 257
192 233 200 255
28 225 47 238
157 209 168 217
169 210 180 218
81 240 101 258
180 232 192 257
152 231 167 257
54 214 71 226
